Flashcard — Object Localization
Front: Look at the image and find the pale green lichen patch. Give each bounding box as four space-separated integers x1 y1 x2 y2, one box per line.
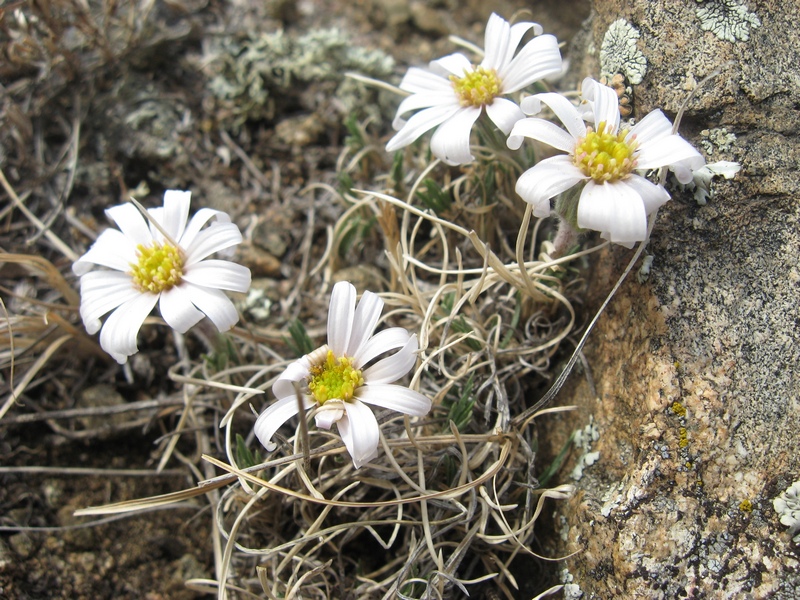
600 19 647 85
688 161 741 205
695 0 761 43
570 416 601 481
700 127 737 155
559 567 584 600
773 480 800 542
206 28 395 130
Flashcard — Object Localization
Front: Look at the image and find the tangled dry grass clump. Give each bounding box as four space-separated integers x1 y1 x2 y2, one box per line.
70 125 601 598
0 2 617 598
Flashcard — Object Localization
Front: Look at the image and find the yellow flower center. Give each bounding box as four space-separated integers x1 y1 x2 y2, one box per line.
450 66 501 108
129 242 184 293
307 350 364 405
573 122 638 182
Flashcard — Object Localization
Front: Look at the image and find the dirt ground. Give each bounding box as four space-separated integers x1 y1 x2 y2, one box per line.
0 0 590 597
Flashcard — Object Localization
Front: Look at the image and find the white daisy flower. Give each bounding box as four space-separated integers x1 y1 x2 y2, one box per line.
385 12 563 166
73 190 251 364
254 281 431 469
507 77 706 245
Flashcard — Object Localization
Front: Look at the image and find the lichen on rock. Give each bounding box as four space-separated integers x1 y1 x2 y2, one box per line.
599 19 647 85
773 481 800 542
695 0 761 43
547 2 800 595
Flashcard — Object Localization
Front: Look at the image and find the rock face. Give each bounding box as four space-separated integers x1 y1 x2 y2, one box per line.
550 1 800 598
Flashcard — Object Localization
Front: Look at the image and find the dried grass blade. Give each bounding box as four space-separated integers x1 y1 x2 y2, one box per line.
202 439 512 508
0 334 71 421
73 479 229 516
0 171 80 261
0 253 80 305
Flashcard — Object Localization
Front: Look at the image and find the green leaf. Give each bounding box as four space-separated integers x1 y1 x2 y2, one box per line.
201 334 238 372
415 178 452 215
538 431 575 487
343 113 365 149
499 293 522 349
390 152 405 189
450 316 482 352
235 433 263 470
337 171 354 194
442 373 476 432
284 319 315 358
439 292 455 315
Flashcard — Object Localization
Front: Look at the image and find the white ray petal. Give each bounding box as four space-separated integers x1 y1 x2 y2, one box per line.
362 334 419 384
73 229 138 275
159 285 205 333
606 184 648 244
507 117 576 152
184 222 243 265
429 53 472 77
160 190 191 241
393 92 458 129
183 260 251 292
338 400 380 469
670 162 700 185
635 135 706 173
273 356 313 401
181 283 240 332
515 156 586 217
254 395 312 451
482 13 511 71
429 107 481 165
578 180 647 243
398 67 454 95
581 77 620 133
386 104 461 152
485 97 524 135
500 34 562 93
357 384 431 417
99 292 159 363
624 175 671 215
354 328 411 369
105 202 151 246
520 93 586 140
315 401 345 430
180 208 229 249
576 180 614 235
327 281 356 355
499 21 542 68
79 271 140 334
146 206 165 242
347 291 384 358
628 109 673 143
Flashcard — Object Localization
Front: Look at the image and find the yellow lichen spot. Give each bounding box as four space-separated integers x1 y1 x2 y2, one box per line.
130 242 184 293
450 66 501 108
739 499 753 512
685 461 693 469
671 401 687 417
573 122 638 182
678 427 689 448
307 350 364 405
